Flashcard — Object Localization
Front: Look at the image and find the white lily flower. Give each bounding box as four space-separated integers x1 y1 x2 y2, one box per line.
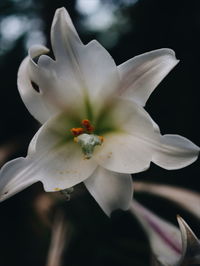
0 7 199 215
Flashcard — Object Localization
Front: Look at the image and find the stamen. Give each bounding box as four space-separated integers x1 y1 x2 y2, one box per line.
81 119 95 133
71 127 84 136
81 119 90 127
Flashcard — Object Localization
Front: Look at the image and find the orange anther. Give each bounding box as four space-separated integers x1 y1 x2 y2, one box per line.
87 125 95 133
81 119 90 127
81 119 95 133
71 127 84 136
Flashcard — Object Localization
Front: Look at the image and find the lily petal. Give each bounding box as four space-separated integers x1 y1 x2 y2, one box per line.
40 7 119 111
94 99 156 173
27 126 44 157
95 133 152 174
84 167 133 216
118 49 179 106
78 40 120 111
108 98 156 137
50 7 82 61
38 142 97 192
134 182 200 219
152 134 200 170
0 157 38 201
130 201 182 265
17 45 52 124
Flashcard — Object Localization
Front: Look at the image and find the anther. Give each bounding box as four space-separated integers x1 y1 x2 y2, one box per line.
81 119 95 133
81 119 90 127
70 119 103 159
71 127 84 136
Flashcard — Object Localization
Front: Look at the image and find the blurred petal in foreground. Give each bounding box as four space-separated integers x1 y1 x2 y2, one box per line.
46 212 72 266
134 182 200 219
130 201 200 266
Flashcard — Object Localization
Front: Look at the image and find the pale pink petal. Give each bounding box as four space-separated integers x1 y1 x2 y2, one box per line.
130 201 182 265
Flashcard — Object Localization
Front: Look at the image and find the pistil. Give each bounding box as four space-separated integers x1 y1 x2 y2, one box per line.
76 133 103 159
71 119 104 159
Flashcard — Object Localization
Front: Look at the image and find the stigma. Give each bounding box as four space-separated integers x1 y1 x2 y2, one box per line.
70 119 104 159
76 133 103 159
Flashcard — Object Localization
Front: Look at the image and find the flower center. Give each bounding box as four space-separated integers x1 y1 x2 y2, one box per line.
70 119 104 159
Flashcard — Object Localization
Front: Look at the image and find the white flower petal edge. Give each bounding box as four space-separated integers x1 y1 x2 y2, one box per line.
84 167 133 216
118 49 179 106
17 45 52 124
0 158 38 202
152 134 200 169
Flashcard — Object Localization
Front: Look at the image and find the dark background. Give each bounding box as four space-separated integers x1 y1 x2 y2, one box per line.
0 0 199 266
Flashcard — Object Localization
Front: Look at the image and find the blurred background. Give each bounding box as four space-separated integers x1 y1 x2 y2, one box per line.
0 0 199 265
